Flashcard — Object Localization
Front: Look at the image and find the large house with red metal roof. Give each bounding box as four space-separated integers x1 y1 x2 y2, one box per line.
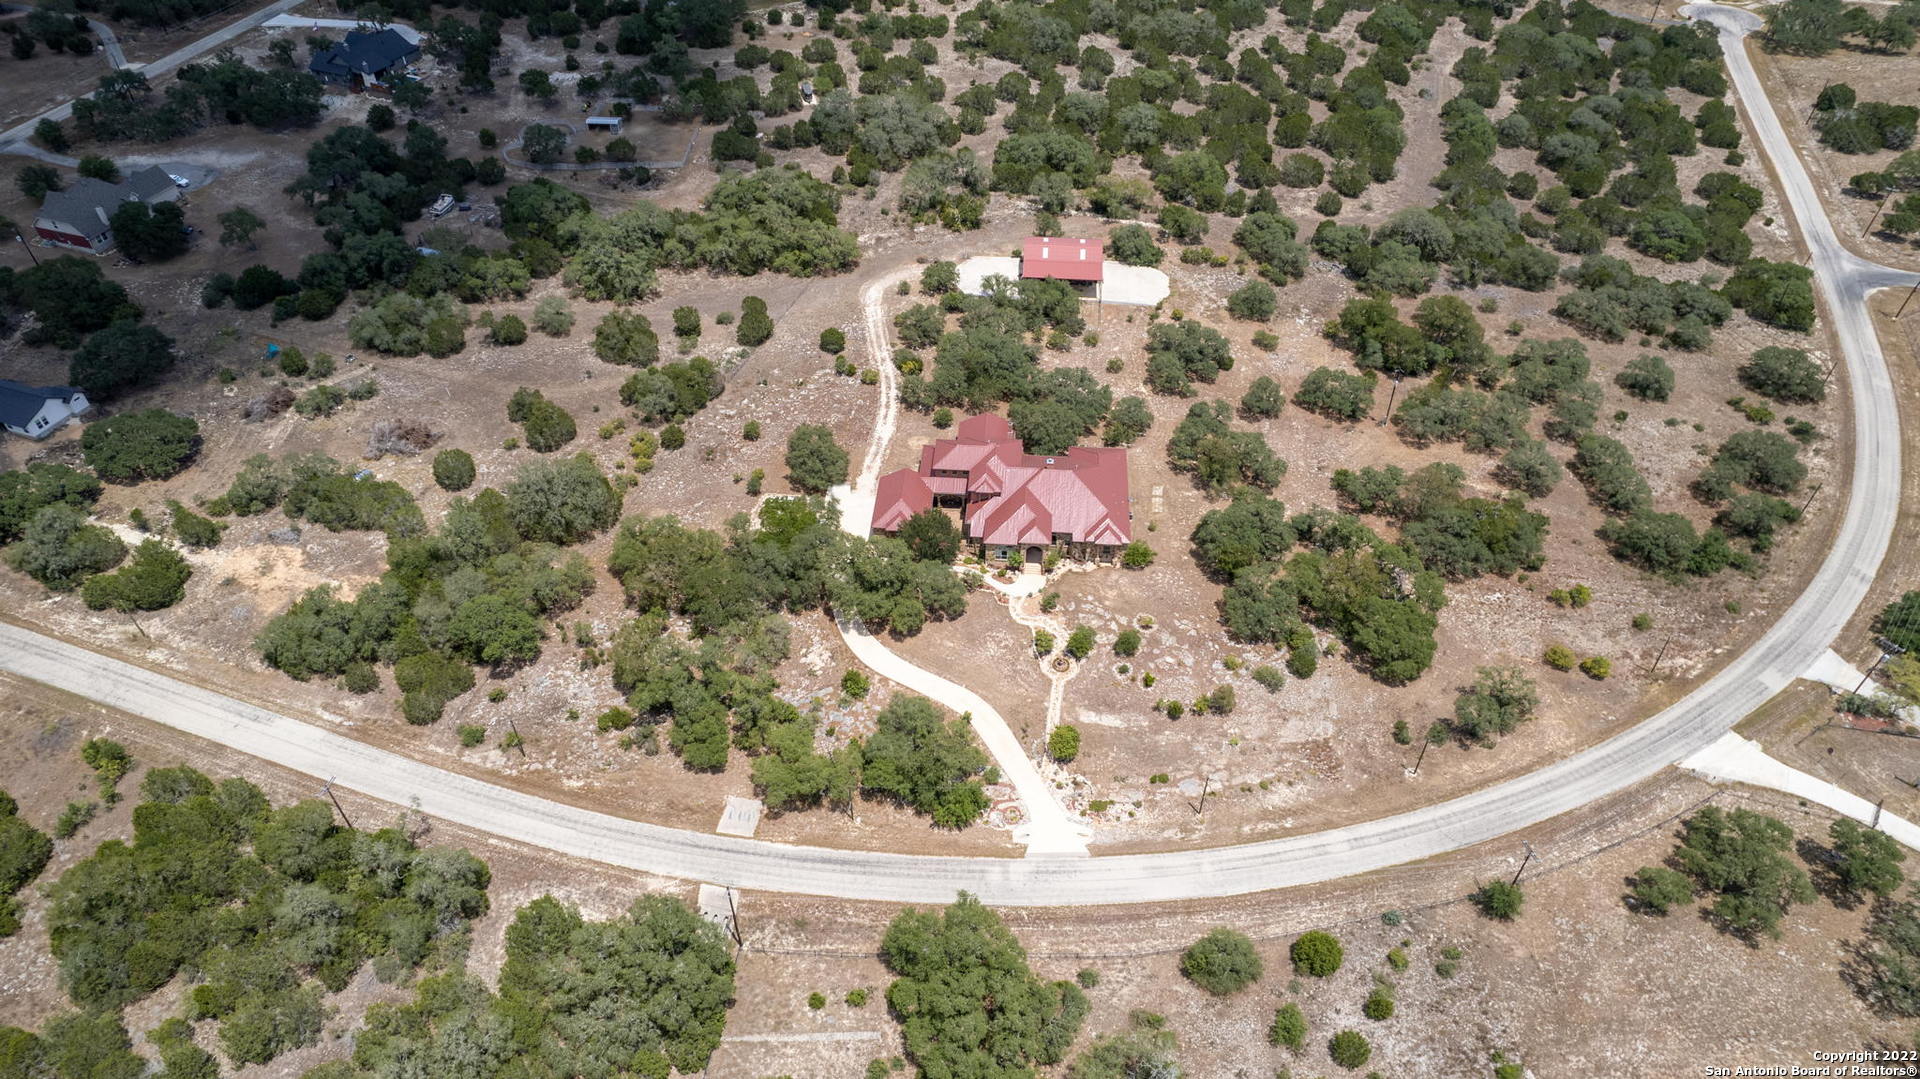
871 414 1131 565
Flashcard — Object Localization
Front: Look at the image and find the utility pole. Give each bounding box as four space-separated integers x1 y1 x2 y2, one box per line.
321 779 355 830
1896 280 1920 320
14 229 39 266
1799 482 1823 517
724 887 744 949
1194 776 1210 817
1851 651 1891 698
508 718 527 756
1873 798 1885 831
1410 735 1432 776
1864 196 1890 237
1647 635 1672 675
1510 841 1535 887
1378 378 1402 427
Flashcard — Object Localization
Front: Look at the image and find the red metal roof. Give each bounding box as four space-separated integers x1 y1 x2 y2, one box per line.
1021 236 1104 282
871 470 933 534
968 446 1129 548
869 416 1130 548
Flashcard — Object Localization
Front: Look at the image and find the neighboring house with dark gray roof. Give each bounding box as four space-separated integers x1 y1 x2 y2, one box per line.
309 28 419 91
32 166 179 254
0 381 91 440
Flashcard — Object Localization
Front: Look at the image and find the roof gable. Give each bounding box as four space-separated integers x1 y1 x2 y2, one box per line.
873 415 1129 546
1021 236 1104 282
871 469 934 533
312 27 417 76
37 167 177 232
0 381 83 429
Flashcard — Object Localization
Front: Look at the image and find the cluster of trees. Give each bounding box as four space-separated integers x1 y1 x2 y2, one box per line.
1407 334 1599 454
329 894 734 1077
0 463 102 547
0 259 177 405
892 278 1153 453
506 386 577 452
0 788 52 937
1850 153 1920 242
1812 84 1917 154
1767 0 1920 55
9 8 94 55
1310 198 1556 298
548 168 858 301
55 56 321 147
1325 295 1495 380
600 501 994 822
896 276 1078 399
1332 462 1548 580
41 765 489 1064
6 501 128 594
1740 346 1826 404
253 455 613 720
1196 491 1447 684
79 408 198 484
1292 366 1377 421
273 121 529 322
349 293 471 357
619 356 723 425
1560 435 1748 579
1144 321 1235 396
1723 259 1817 332
1166 400 1285 494
1629 807 1822 941
1552 255 1736 347
1851 838 1920 1016
883 894 1088 1076
80 538 191 613
1692 430 1806 504
107 198 189 263
212 452 427 538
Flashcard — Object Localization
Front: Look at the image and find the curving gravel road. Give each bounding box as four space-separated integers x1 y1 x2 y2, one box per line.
1 4 1915 906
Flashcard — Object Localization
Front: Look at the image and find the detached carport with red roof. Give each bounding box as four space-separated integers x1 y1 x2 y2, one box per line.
1020 236 1105 283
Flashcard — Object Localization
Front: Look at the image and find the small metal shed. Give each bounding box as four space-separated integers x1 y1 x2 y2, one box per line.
585 116 624 133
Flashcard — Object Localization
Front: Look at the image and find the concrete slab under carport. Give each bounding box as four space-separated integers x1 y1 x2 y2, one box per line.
954 256 1170 306
1099 263 1171 305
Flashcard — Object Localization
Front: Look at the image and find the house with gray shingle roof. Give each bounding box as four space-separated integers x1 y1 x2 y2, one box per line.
32 166 179 254
0 380 91 440
309 28 419 91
